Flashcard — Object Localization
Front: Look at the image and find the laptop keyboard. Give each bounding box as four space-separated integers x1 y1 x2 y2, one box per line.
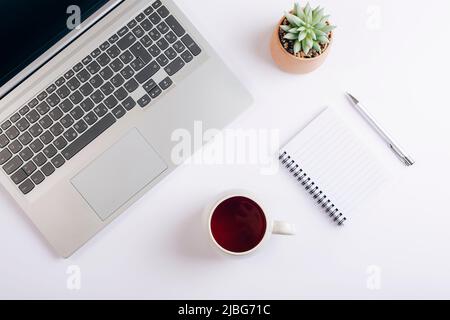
0 0 202 195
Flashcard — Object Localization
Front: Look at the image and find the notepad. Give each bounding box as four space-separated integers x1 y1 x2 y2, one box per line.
279 108 389 225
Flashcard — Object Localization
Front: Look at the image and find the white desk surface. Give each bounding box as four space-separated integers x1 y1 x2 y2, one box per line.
1 0 450 299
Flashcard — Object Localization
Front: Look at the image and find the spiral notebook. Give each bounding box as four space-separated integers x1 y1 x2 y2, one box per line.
279 108 389 225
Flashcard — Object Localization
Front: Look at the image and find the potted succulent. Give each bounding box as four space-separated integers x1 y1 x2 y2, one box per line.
270 2 336 74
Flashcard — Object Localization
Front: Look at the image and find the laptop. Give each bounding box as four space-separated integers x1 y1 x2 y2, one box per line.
0 0 252 257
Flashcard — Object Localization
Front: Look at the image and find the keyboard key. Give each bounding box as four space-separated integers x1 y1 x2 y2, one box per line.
37 91 48 101
89 75 104 89
49 107 64 121
69 91 83 104
73 63 83 73
130 58 145 71
29 124 43 138
51 154 65 168
4 156 23 174
8 140 22 154
84 112 98 125
157 6 169 18
80 98 95 112
55 77 66 86
56 84 71 98
39 115 53 129
18 132 33 146
136 13 146 22
141 35 153 47
109 34 119 43
40 131 54 145
149 12 161 25
29 139 44 153
152 0 162 8
132 25 145 38
16 118 30 132
10 113 20 123
127 19 138 29
90 90 105 104
156 54 169 66
117 33 136 51
59 99 74 113
135 61 160 83
50 123 64 137
141 19 153 32
104 95 118 110
6 126 19 140
87 61 101 75
19 106 30 116
181 34 202 56
22 162 37 176
165 47 177 60
82 55 93 65
111 74 125 87
143 79 157 92
19 147 34 161
149 85 162 99
33 153 46 166
144 6 154 15
124 79 139 93
100 41 110 51
77 69 91 82
130 42 152 64
149 44 161 57
110 58 124 72
67 77 81 91
70 107 84 120
0 149 12 165
11 169 27 184
165 31 177 44
181 50 194 63
166 15 185 37
137 95 151 108
119 50 134 64
159 77 173 90
62 113 116 160
41 162 55 177
92 48 102 58
1 120 11 130
157 22 169 34
37 102 50 115
112 105 126 119
94 103 108 117
43 145 57 158
31 171 45 185
74 120 88 134
79 83 94 96
100 82 115 96
156 38 169 50
117 26 129 37
46 84 57 94
53 136 68 150
26 110 40 124
19 179 34 194
149 28 161 41
0 134 9 148
100 66 114 80
64 70 75 79
97 53 111 67
114 87 128 101
122 97 136 111
28 98 39 108
64 128 78 142
173 40 186 53
120 66 135 79
164 57 185 76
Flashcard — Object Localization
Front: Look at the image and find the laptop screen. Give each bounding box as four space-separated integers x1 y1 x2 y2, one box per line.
0 0 110 89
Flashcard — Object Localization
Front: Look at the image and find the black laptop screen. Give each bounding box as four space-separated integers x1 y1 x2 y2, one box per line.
0 0 110 88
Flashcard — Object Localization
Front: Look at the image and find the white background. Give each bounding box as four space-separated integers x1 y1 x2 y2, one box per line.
1 0 450 299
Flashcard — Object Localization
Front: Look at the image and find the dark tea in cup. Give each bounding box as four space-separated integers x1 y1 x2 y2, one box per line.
210 196 267 253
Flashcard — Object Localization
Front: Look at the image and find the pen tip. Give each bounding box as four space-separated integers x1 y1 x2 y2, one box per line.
345 92 359 104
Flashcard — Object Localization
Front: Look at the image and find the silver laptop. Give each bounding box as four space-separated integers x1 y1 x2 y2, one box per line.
0 0 252 257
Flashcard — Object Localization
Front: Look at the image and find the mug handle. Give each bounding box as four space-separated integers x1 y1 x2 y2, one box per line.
272 221 296 235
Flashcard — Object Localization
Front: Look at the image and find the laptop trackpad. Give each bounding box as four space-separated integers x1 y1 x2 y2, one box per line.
71 129 168 221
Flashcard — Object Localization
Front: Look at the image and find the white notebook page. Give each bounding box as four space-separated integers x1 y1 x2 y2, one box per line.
282 108 389 215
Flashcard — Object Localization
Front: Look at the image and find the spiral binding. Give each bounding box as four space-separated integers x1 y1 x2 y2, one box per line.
279 151 347 226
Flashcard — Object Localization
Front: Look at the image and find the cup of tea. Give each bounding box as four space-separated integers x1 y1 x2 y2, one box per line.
205 190 296 256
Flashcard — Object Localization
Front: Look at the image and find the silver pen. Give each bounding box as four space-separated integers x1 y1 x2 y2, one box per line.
346 92 415 166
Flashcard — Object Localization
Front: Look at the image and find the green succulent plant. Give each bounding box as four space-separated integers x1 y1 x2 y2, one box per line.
280 2 336 56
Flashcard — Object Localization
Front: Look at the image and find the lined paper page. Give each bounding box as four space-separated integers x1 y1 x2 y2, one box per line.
282 108 389 215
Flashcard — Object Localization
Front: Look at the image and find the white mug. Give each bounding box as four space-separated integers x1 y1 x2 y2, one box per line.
205 189 296 256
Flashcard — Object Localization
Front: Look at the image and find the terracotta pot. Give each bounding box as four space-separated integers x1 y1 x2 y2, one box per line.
270 17 333 74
